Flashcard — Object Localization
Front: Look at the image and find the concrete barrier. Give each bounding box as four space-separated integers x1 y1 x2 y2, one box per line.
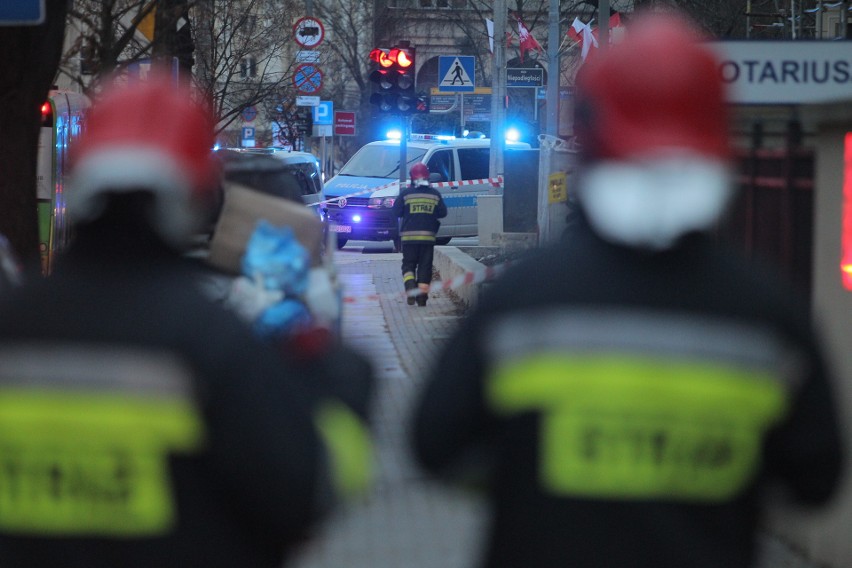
433 246 487 308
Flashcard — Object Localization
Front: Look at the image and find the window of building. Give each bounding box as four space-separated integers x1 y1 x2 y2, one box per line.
387 0 466 8
240 57 257 78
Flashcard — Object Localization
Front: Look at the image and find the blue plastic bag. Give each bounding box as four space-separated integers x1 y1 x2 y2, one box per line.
254 298 312 340
241 220 310 297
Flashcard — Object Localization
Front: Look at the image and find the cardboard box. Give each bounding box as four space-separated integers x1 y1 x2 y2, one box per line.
208 182 323 274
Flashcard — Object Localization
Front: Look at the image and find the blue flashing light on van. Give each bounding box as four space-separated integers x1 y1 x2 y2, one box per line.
321 133 531 251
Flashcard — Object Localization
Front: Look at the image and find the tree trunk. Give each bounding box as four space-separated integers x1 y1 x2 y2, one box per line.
0 0 69 273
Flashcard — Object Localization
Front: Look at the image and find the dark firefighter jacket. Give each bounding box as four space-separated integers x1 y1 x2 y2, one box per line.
0 212 371 568
411 214 844 568
392 182 447 243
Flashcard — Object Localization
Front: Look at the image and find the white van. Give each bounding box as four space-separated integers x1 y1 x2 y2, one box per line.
321 134 531 250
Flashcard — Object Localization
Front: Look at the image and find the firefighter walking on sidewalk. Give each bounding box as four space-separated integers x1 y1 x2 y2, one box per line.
393 163 447 307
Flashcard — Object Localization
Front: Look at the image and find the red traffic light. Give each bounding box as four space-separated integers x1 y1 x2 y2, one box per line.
369 48 393 68
389 48 413 69
40 102 53 127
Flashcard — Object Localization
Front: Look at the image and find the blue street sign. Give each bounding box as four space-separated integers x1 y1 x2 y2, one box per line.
0 0 45 25
242 126 255 140
438 56 475 93
312 101 333 125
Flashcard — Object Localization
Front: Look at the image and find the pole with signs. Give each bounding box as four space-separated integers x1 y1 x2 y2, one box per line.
546 0 559 136
490 0 506 180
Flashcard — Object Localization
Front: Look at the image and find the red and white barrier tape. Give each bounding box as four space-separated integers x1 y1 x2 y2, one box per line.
430 176 503 189
309 176 505 208
435 260 510 293
338 262 512 305
308 180 398 207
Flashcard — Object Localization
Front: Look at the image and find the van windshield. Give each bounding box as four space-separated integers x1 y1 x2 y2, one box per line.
338 145 427 179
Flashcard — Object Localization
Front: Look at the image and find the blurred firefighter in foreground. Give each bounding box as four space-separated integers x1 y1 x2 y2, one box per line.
0 72 370 568
411 12 843 568
393 162 447 306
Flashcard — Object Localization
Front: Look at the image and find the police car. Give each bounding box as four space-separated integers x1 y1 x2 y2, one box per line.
321 133 531 250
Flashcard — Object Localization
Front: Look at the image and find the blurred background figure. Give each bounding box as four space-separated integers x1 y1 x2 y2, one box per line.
411 12 843 568
0 234 22 294
0 71 368 568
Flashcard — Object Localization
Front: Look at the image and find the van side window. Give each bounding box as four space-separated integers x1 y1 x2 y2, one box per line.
426 150 454 182
457 148 490 180
284 164 322 195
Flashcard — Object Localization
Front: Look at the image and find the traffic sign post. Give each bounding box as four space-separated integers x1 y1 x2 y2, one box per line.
293 16 325 48
296 95 320 107
241 106 257 122
296 51 321 63
438 56 475 93
241 126 256 148
334 111 356 136
293 63 323 95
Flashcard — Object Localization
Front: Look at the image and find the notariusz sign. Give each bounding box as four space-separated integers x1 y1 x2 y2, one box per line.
709 41 852 105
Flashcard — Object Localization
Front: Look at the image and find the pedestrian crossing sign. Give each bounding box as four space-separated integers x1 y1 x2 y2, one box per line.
438 56 475 93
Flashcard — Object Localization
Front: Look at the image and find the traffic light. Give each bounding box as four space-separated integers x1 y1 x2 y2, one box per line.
40 101 53 128
368 42 420 115
415 94 429 113
369 47 394 113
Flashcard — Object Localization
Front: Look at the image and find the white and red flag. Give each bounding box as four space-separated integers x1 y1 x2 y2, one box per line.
567 17 598 61
567 13 626 61
514 14 544 62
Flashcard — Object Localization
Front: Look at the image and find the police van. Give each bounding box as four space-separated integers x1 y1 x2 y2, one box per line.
321 133 531 250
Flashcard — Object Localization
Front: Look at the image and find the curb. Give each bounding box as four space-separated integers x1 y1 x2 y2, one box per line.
433 246 487 308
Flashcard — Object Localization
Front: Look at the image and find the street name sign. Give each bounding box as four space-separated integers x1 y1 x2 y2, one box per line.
507 68 544 87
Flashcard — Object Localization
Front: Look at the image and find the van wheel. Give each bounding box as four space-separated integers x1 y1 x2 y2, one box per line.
336 237 348 249
435 237 451 245
392 237 402 253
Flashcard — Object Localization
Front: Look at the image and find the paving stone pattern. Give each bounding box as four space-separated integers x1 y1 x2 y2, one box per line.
287 251 488 568
286 249 823 568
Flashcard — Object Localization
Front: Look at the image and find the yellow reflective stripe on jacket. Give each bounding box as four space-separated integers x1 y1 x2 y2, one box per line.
487 354 788 501
405 196 439 215
404 193 440 203
401 233 437 242
0 388 204 535
314 401 373 499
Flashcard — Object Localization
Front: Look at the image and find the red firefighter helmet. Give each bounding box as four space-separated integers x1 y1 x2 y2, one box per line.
410 163 430 181
573 12 729 162
68 69 219 246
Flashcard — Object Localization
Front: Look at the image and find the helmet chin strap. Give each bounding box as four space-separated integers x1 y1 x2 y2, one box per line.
577 156 733 251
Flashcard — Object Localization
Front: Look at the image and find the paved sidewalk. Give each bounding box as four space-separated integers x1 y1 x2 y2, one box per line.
287 249 488 568
285 247 824 568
